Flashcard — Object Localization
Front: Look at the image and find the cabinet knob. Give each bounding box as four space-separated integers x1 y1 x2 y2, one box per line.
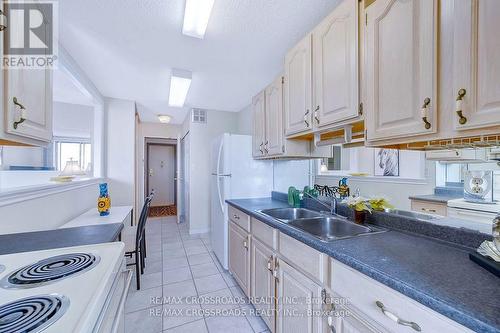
13 97 27 129
375 301 421 332
420 97 431 129
455 88 467 125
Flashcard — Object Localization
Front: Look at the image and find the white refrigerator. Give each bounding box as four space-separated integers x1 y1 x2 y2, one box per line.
211 133 273 269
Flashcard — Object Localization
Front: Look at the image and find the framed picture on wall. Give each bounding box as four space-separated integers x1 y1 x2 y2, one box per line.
374 149 399 176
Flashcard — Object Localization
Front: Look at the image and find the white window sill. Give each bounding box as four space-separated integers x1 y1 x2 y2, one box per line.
315 174 429 185
0 177 103 208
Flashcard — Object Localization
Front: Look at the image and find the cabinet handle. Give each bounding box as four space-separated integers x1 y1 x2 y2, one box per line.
264 140 269 154
259 142 264 154
233 214 240 220
13 97 27 129
273 259 279 283
267 255 273 272
420 97 431 129
455 89 467 125
375 301 421 332
314 106 320 124
421 208 437 213
304 109 310 127
242 238 248 250
0 10 7 31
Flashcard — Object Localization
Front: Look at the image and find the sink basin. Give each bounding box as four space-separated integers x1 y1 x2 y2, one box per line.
384 209 441 221
288 217 385 242
259 208 323 221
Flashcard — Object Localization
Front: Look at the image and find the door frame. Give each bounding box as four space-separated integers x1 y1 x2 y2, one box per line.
144 137 178 207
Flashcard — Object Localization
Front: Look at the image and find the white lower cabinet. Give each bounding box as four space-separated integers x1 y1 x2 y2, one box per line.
250 238 275 331
275 258 325 333
228 220 250 296
228 208 472 333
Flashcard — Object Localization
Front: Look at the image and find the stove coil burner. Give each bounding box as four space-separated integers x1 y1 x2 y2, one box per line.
1 253 100 289
0 294 69 333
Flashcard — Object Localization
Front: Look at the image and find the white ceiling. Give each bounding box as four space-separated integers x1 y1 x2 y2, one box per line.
59 0 342 124
53 68 94 106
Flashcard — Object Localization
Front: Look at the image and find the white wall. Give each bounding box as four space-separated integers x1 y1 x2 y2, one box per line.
0 182 98 234
0 146 44 168
273 160 312 193
236 104 253 135
106 98 136 206
184 110 238 234
53 102 93 138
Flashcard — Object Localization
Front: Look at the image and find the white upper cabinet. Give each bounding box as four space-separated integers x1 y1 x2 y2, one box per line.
284 34 313 136
5 68 53 142
365 0 438 142
313 0 359 128
452 0 500 130
252 90 266 158
265 76 284 156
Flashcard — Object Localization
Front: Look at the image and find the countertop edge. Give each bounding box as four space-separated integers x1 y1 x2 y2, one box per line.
226 199 497 333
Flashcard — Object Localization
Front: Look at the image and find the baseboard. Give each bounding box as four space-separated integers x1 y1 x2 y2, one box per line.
189 227 210 235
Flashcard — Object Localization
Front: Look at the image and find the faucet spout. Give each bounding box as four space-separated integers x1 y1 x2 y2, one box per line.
304 192 338 215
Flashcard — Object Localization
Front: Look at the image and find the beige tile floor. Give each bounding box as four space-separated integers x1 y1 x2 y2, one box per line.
124 216 270 333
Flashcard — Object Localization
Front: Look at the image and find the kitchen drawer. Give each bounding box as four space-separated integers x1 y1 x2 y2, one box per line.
228 206 250 232
331 259 471 333
278 232 327 283
251 217 276 249
411 200 447 216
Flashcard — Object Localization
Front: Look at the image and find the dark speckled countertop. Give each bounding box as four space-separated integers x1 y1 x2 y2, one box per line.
227 197 500 333
409 193 462 203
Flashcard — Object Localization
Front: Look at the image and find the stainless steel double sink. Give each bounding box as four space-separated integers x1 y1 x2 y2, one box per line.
258 208 386 242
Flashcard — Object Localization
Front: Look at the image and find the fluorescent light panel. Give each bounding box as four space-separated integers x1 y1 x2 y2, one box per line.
182 0 215 39
169 69 192 107
158 115 172 123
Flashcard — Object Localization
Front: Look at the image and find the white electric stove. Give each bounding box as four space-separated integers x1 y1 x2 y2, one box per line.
0 242 130 333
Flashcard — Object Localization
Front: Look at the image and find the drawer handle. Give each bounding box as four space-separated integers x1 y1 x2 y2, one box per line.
421 208 436 213
242 240 248 250
233 214 240 220
420 97 431 129
376 301 421 332
267 255 273 271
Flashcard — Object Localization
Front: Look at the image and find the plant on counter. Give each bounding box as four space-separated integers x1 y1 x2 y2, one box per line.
368 196 394 211
344 196 371 225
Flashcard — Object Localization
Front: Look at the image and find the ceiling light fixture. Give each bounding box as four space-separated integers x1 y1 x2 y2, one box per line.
158 115 172 123
182 0 215 39
169 69 192 107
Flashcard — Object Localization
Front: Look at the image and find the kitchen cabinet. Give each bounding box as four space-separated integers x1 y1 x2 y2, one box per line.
452 0 500 130
250 238 275 331
410 199 447 217
330 305 379 333
312 0 359 128
275 258 325 333
0 7 53 146
265 76 285 156
252 90 266 158
365 0 438 142
284 34 313 136
228 220 250 296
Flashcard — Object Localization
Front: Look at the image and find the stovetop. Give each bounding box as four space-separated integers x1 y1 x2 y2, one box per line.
0 242 124 333
0 253 100 289
0 294 69 333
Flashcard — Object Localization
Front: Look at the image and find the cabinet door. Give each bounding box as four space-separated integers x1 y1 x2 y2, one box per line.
265 76 284 156
252 90 266 158
251 239 275 331
313 0 359 128
452 0 500 130
228 222 250 296
365 0 437 141
284 34 313 136
276 259 325 333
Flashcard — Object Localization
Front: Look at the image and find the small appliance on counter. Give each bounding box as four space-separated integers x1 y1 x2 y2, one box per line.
463 170 494 203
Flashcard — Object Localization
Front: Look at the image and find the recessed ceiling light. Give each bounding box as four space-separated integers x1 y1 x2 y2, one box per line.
158 115 172 123
182 0 215 39
169 69 192 107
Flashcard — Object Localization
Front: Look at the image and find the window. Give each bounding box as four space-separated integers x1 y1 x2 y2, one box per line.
54 139 92 172
319 146 351 174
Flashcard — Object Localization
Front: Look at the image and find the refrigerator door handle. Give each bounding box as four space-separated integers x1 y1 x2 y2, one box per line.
216 139 225 213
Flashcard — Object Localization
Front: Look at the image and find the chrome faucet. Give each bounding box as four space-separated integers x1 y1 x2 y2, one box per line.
304 192 338 215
